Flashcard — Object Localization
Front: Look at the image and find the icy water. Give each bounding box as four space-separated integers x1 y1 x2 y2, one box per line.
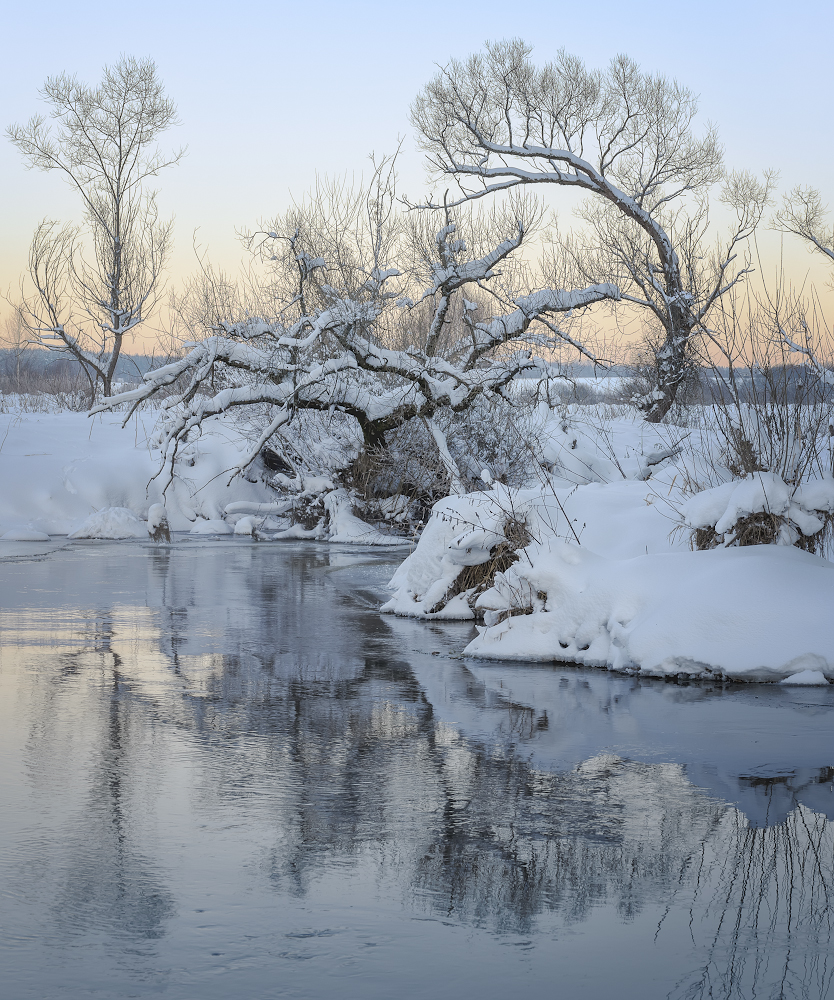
1 540 834 1000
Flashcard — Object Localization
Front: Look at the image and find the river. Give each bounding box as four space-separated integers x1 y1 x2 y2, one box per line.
1 538 833 999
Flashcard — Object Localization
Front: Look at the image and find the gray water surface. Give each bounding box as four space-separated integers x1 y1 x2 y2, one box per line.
1 539 833 1000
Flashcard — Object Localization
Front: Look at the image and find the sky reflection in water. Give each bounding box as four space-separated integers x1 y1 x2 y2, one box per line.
1 538 833 999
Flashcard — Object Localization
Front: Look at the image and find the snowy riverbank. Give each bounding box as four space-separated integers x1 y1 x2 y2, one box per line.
0 410 273 535
3 406 834 683
383 466 834 684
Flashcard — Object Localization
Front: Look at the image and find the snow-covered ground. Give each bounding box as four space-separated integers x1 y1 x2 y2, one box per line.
0 410 274 535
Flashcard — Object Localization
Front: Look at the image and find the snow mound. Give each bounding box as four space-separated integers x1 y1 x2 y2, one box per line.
464 542 834 682
681 473 834 541
780 669 830 686
68 507 147 539
0 528 51 541
382 481 684 619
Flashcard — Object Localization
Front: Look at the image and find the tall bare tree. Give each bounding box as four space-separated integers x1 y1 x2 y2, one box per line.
8 56 182 398
411 40 772 421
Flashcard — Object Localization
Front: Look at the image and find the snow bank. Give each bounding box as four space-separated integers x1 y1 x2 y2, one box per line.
0 411 273 536
467 542 834 682
384 481 834 683
0 412 406 545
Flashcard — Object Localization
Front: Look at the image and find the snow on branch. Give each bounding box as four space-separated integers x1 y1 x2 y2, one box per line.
92 203 613 487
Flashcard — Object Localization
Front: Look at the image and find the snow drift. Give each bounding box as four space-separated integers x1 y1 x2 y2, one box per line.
0 411 272 536
383 486 834 683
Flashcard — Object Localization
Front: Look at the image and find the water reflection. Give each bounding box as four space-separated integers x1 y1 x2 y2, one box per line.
1 539 833 999
49 649 175 944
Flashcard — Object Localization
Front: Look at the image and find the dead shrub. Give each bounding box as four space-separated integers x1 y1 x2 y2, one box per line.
693 510 832 553
693 511 785 550
693 526 721 550
796 513 834 555
730 511 784 546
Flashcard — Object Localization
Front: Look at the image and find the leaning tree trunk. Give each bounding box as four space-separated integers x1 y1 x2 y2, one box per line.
641 296 693 424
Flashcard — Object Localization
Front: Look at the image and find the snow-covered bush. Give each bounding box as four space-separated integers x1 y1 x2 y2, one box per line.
341 393 548 531
681 472 834 553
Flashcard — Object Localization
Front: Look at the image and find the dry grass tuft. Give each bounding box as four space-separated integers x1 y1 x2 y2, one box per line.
693 510 833 553
429 517 532 615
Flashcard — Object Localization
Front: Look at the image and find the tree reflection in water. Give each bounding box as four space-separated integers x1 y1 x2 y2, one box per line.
1 540 832 999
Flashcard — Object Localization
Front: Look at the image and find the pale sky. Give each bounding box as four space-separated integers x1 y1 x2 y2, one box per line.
1 0 832 346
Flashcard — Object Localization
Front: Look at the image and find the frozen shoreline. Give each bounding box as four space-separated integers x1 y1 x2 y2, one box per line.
383 486 834 685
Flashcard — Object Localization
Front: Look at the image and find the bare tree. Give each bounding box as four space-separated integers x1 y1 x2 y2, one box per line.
410 40 772 422
7 56 182 399
93 161 616 492
777 186 834 270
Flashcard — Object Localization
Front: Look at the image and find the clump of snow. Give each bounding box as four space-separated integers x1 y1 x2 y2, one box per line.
68 507 147 539
147 504 166 532
794 477 834 514
780 669 830 686
147 504 171 542
681 472 834 545
0 528 50 541
272 523 324 540
301 475 335 495
224 500 293 516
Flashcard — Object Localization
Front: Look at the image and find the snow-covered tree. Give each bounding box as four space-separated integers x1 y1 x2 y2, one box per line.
8 57 182 398
410 40 772 422
94 162 616 492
